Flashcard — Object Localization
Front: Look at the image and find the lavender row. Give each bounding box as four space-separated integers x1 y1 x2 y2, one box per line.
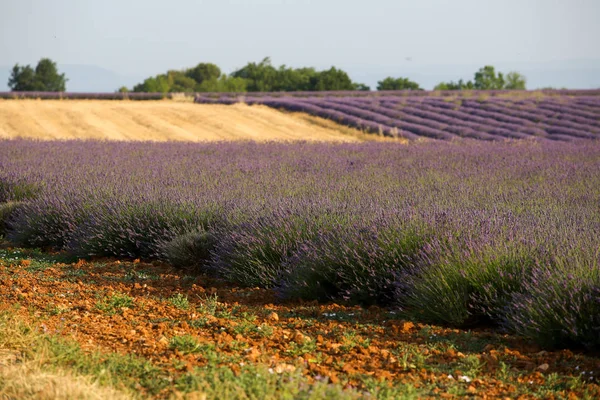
197 89 600 98
333 98 546 139
457 99 600 132
1 140 600 350
195 94 600 141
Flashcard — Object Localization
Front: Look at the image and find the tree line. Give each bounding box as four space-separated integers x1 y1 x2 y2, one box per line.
126 60 527 92
7 58 67 91
8 58 527 93
434 65 526 90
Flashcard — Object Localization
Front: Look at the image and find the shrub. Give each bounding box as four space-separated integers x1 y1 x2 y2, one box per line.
0 178 40 203
502 254 600 350
7 196 85 249
210 213 320 288
0 201 23 237
277 220 430 306
160 229 215 271
67 200 218 259
397 235 538 327
209 205 356 288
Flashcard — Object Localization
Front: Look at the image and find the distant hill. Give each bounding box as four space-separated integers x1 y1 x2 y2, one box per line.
0 64 145 93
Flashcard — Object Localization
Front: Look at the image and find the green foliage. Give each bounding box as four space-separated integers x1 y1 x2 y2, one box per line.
7 65 35 91
377 76 422 91
214 75 248 92
234 61 371 92
474 65 505 90
505 71 527 90
169 334 203 354
8 58 67 92
435 66 526 90
160 229 215 271
230 57 280 92
197 293 220 316
276 66 317 91
168 293 191 310
196 74 248 92
310 66 357 91
133 75 170 93
96 292 135 315
185 62 221 85
434 79 474 90
167 70 197 93
132 62 246 93
132 58 367 93
353 83 371 91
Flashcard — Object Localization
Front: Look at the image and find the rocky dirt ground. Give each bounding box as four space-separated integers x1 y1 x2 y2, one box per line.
1 247 599 399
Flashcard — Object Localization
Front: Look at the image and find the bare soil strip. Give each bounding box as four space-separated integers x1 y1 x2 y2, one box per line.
1 251 598 399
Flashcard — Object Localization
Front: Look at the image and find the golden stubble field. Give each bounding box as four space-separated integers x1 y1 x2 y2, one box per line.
0 99 396 143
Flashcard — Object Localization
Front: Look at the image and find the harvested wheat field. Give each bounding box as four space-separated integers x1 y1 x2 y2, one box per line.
0 100 391 142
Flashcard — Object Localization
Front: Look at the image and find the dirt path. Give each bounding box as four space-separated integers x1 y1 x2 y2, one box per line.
0 100 380 142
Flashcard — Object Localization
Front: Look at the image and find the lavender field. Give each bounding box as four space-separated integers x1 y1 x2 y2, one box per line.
1 140 599 350
195 91 600 141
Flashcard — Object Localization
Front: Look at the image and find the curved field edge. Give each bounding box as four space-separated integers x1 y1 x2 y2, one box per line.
1 140 600 354
1 251 599 399
0 100 397 143
194 93 600 141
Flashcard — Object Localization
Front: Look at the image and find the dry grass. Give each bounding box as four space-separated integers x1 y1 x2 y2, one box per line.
0 361 133 400
0 100 399 143
0 312 133 400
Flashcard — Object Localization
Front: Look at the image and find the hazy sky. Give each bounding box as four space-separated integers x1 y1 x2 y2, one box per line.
1 0 599 77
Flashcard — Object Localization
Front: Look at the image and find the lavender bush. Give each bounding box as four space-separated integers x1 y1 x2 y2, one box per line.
160 229 216 270
277 215 431 306
1 139 599 349
503 253 600 349
397 234 540 327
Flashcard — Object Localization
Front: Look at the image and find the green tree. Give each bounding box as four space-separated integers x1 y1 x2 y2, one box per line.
310 67 356 91
474 65 505 90
377 76 421 91
8 58 67 91
353 83 371 91
185 63 221 85
216 75 248 92
504 71 527 90
434 79 474 90
230 59 362 92
7 65 36 91
435 67 526 91
166 70 197 92
132 58 365 93
275 65 316 91
231 57 279 92
133 75 170 93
